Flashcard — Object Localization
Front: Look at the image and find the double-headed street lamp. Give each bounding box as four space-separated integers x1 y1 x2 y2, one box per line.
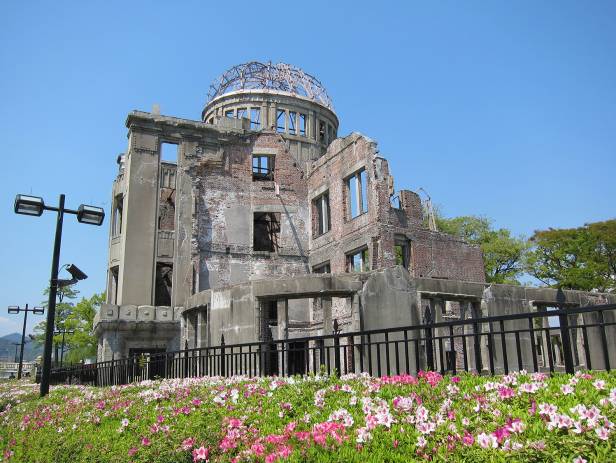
7 304 44 379
14 194 104 397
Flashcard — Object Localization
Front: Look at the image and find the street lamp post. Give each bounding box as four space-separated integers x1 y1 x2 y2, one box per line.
14 194 104 397
7 304 44 379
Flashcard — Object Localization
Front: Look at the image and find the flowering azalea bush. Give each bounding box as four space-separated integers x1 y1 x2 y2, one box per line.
0 370 615 462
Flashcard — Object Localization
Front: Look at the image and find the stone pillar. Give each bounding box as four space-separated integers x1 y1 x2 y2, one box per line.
277 298 288 374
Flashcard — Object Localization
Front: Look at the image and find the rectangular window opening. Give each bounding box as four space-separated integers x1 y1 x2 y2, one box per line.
312 262 331 274
109 266 119 304
155 262 173 306
236 108 247 120
253 212 281 252
299 114 306 136
319 121 326 143
276 110 286 133
288 111 297 135
225 109 234 118
346 168 368 219
394 238 410 269
346 247 369 272
112 194 123 237
252 154 274 181
161 143 178 163
313 191 330 237
250 107 261 130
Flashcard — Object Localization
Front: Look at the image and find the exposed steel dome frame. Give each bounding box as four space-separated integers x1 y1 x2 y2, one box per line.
207 61 334 110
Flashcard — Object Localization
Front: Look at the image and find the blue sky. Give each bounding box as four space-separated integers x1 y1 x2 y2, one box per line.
1 1 615 338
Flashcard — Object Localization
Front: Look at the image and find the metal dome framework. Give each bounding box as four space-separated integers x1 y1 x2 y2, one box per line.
207 62 334 110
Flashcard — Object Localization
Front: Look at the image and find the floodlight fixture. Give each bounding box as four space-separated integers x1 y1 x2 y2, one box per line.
14 195 45 216
8 306 19 314
77 204 105 226
66 264 88 281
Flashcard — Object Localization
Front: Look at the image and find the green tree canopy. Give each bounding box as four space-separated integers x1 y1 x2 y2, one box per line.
436 215 529 284
526 219 616 292
33 289 104 364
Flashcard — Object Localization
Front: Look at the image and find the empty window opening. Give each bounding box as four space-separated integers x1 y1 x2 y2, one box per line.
312 262 331 274
225 109 234 118
250 107 261 129
299 113 306 136
313 191 330 236
346 168 368 218
252 154 274 181
347 247 369 272
109 266 119 304
208 117 214 124
319 121 326 143
276 110 286 133
112 194 123 237
161 143 178 163
253 212 280 252
191 263 197 295
155 262 173 306
236 108 247 120
390 195 401 209
394 239 410 269
288 111 297 134
327 124 333 143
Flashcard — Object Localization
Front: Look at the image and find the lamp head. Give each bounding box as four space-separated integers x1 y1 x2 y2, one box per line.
77 204 105 226
8 306 19 314
14 195 44 217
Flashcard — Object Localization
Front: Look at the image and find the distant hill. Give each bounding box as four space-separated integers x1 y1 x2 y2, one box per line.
0 333 43 362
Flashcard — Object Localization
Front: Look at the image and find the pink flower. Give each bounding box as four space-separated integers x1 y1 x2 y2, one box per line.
141 437 151 446
265 453 278 463
128 447 138 456
251 443 265 456
477 432 498 449
462 432 474 446
192 446 209 462
451 376 460 383
573 457 587 463
593 380 606 390
595 427 610 441
181 437 195 451
561 384 574 395
498 386 515 399
192 398 202 407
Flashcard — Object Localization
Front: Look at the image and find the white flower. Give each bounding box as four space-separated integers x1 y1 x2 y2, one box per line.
593 380 606 390
477 432 498 449
595 427 610 441
416 436 427 448
560 384 574 395
572 457 587 463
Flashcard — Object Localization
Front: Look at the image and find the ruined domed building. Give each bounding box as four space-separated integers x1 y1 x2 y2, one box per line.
95 62 614 374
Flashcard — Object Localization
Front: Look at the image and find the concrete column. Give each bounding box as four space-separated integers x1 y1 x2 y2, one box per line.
430 298 445 371
277 298 288 374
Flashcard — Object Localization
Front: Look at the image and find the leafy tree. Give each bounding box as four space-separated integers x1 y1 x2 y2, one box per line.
526 219 616 292
33 288 104 364
62 292 105 363
436 215 529 284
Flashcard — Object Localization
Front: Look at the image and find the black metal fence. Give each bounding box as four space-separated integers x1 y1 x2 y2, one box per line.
48 303 616 387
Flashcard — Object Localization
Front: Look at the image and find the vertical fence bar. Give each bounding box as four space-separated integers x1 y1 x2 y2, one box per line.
558 312 575 374
220 335 226 377
598 310 611 371
499 320 508 375
528 317 538 373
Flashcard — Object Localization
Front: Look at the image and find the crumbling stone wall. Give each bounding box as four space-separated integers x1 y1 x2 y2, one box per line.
308 132 485 282
191 131 310 291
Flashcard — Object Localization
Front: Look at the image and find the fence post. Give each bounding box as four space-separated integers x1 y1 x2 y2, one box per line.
220 334 226 377
423 305 434 371
110 353 115 387
183 340 189 378
558 311 575 375
333 319 341 375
